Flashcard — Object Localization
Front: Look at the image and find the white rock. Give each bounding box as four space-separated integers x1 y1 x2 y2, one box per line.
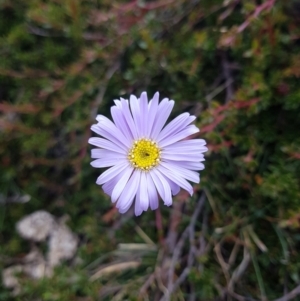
2 265 23 295
47 223 78 267
4 211 79 296
23 248 50 279
16 210 55 242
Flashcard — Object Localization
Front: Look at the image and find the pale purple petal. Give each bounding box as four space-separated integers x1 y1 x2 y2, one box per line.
157 113 196 143
102 172 123 196
91 149 125 159
135 189 143 216
118 98 138 139
149 170 165 201
117 170 141 213
139 92 148 137
159 125 199 148
167 160 205 170
118 205 132 214
139 172 149 211
150 98 174 140
96 162 129 185
88 138 125 154
162 148 205 156
166 139 207 149
111 106 133 141
113 99 122 108
91 125 128 152
157 165 194 196
145 173 159 210
161 139 207 161
135 173 149 216
91 157 127 168
130 94 142 137
111 166 134 203
94 115 130 148
160 161 200 183
165 177 181 196
161 152 204 162
151 169 172 206
163 139 207 152
146 92 159 137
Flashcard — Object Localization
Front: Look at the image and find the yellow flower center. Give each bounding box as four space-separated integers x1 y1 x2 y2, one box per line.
128 139 161 171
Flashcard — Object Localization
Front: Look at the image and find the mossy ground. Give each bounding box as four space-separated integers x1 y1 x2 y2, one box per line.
1 0 300 300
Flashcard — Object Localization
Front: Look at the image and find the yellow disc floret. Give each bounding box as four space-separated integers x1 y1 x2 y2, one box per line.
128 139 161 171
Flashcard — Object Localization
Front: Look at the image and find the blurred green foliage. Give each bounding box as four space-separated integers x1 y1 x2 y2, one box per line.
1 0 300 300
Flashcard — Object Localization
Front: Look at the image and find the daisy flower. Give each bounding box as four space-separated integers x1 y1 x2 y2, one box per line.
88 92 207 216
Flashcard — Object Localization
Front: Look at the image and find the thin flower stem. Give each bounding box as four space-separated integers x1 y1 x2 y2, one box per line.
155 207 164 245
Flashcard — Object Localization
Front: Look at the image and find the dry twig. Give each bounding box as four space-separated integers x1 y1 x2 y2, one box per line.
161 193 206 301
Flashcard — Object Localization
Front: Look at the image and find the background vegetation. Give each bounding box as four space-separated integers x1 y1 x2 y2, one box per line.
1 0 300 300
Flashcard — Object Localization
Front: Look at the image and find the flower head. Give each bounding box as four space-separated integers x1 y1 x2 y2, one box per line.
89 92 207 216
